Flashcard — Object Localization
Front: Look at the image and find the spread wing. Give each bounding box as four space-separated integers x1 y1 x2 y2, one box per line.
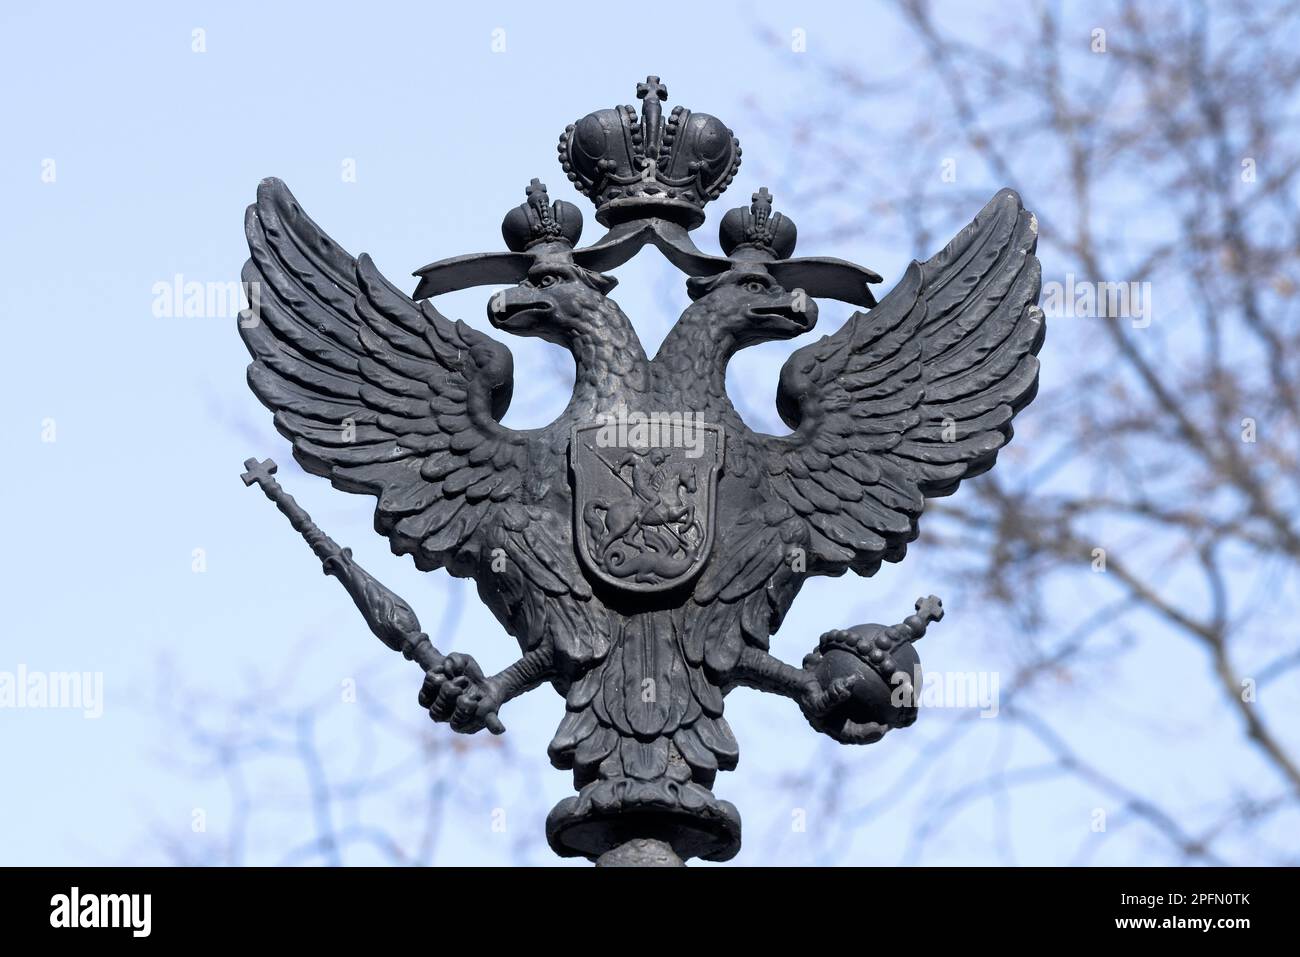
240 178 529 575
241 179 611 662
760 188 1044 577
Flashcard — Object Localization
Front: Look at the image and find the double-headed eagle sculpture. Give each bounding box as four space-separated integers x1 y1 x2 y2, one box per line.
238 77 1043 864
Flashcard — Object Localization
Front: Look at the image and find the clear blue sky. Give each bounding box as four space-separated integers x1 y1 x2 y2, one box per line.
1 0 1285 866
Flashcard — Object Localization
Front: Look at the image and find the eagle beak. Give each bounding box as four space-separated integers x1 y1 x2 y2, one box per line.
488 287 553 329
748 293 818 333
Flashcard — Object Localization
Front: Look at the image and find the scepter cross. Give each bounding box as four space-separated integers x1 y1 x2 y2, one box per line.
240 456 278 490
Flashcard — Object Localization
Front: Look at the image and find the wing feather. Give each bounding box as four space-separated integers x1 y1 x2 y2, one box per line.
240 178 537 578
760 188 1043 575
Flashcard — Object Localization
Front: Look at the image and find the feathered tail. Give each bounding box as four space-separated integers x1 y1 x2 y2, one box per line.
545 608 742 860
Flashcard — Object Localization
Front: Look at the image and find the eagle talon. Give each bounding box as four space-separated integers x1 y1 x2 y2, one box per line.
419 652 506 735
799 672 859 720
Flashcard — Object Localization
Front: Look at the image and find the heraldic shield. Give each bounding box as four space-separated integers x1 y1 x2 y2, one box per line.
571 417 724 594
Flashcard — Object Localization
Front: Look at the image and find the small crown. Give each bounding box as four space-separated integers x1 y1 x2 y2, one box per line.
501 179 583 252
719 187 797 260
557 75 741 229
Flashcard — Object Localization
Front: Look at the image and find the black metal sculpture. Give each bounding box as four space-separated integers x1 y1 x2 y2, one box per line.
238 76 1043 865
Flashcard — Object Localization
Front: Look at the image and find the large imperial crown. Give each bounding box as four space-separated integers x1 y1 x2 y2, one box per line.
414 75 881 308
558 75 741 229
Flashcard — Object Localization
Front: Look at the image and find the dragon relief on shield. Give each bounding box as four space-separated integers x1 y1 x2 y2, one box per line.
573 419 723 591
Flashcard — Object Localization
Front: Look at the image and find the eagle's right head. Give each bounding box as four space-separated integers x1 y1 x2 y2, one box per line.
684 265 819 348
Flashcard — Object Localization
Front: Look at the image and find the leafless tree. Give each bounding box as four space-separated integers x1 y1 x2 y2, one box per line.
146 629 556 866
734 0 1300 864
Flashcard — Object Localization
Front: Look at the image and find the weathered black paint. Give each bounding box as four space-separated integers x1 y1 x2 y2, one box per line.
237 77 1044 863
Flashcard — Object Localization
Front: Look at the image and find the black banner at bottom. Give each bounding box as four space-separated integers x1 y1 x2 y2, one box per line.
0 865 1286 943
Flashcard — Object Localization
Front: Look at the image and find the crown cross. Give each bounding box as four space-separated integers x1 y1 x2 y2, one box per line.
637 76 668 159
525 179 563 237
750 188 773 236
636 75 668 104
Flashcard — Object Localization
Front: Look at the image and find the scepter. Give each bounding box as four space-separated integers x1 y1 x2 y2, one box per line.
239 457 445 674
